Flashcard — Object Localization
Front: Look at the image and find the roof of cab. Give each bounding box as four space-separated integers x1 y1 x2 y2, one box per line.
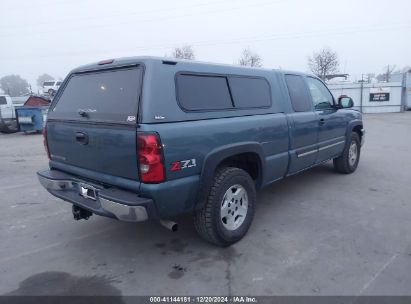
70 56 315 80
71 56 277 73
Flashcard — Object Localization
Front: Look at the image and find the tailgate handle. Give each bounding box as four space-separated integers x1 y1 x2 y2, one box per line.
75 132 88 145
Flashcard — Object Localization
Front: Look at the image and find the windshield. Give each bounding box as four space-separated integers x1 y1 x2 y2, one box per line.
52 67 143 123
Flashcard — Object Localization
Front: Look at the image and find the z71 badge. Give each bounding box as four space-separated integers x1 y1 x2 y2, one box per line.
170 159 197 171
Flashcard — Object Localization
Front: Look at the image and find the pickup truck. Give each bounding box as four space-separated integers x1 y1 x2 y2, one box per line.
37 57 364 246
0 95 24 133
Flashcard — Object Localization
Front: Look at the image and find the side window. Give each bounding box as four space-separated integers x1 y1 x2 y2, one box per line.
0 96 7 105
176 74 233 111
306 77 334 110
228 77 271 108
284 75 312 112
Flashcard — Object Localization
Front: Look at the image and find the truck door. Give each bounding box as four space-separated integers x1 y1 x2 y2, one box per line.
305 77 347 163
284 74 319 174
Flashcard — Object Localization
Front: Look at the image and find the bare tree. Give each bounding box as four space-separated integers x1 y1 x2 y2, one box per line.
238 48 262 67
172 45 195 60
36 73 54 87
308 47 339 80
0 75 30 97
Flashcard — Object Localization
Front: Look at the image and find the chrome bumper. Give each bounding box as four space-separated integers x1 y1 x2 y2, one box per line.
37 170 152 222
100 197 148 222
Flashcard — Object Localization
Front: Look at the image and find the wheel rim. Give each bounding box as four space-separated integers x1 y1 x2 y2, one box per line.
348 140 358 167
220 184 248 231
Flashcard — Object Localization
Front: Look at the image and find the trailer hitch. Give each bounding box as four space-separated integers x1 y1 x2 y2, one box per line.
72 205 92 221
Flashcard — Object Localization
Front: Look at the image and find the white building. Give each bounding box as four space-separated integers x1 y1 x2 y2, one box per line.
327 71 411 113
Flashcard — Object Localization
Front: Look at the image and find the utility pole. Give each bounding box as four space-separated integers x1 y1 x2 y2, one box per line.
360 74 364 113
385 65 396 82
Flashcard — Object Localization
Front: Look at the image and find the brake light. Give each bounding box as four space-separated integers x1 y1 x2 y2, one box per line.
98 59 114 65
137 133 164 183
43 125 50 159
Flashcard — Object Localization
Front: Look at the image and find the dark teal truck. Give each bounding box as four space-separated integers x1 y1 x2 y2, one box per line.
37 56 364 246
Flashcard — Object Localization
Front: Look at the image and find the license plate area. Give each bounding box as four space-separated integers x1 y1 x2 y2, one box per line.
78 183 96 200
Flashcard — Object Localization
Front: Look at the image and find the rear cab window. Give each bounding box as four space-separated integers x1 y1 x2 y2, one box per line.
176 73 271 111
177 74 233 111
228 76 271 108
0 96 7 105
284 74 312 112
51 67 143 123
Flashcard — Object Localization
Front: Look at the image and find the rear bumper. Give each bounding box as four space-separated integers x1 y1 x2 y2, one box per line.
37 169 157 222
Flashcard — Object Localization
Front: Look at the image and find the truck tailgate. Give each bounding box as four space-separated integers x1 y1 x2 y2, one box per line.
45 65 143 183
47 121 138 180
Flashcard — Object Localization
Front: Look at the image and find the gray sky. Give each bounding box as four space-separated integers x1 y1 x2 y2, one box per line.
1 0 410 90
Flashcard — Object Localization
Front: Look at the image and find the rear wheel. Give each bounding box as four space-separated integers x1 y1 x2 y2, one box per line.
194 167 256 247
333 132 361 174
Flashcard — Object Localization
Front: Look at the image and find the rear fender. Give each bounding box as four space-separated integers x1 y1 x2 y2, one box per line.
195 142 265 210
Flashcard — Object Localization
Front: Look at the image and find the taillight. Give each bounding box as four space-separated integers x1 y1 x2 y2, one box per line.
43 125 50 159
137 132 164 183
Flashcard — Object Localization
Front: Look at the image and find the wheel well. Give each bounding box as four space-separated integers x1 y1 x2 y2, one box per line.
217 152 261 187
353 125 363 142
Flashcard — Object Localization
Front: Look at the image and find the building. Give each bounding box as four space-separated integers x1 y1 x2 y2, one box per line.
327 71 411 113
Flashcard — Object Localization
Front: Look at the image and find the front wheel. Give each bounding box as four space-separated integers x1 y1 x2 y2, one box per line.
333 132 361 174
194 167 256 247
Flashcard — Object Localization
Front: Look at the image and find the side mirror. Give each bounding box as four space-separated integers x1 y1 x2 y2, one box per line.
338 95 354 108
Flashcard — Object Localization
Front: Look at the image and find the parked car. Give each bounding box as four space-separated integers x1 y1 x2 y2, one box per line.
37 57 365 246
0 94 25 133
42 80 62 95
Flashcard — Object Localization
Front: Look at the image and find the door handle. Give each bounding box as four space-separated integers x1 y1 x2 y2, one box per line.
75 132 88 145
319 118 325 125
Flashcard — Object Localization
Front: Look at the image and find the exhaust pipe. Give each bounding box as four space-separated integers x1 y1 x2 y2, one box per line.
160 220 178 232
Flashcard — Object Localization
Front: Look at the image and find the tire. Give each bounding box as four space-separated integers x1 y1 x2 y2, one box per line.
0 122 18 134
194 167 256 247
333 132 361 174
1 125 14 133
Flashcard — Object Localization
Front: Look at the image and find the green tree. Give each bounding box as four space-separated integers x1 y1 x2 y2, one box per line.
36 73 54 87
0 75 30 96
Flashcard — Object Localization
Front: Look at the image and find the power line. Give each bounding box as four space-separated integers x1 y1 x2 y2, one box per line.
0 0 287 38
2 23 410 61
2 0 233 30
57 20 411 54
2 0 90 12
